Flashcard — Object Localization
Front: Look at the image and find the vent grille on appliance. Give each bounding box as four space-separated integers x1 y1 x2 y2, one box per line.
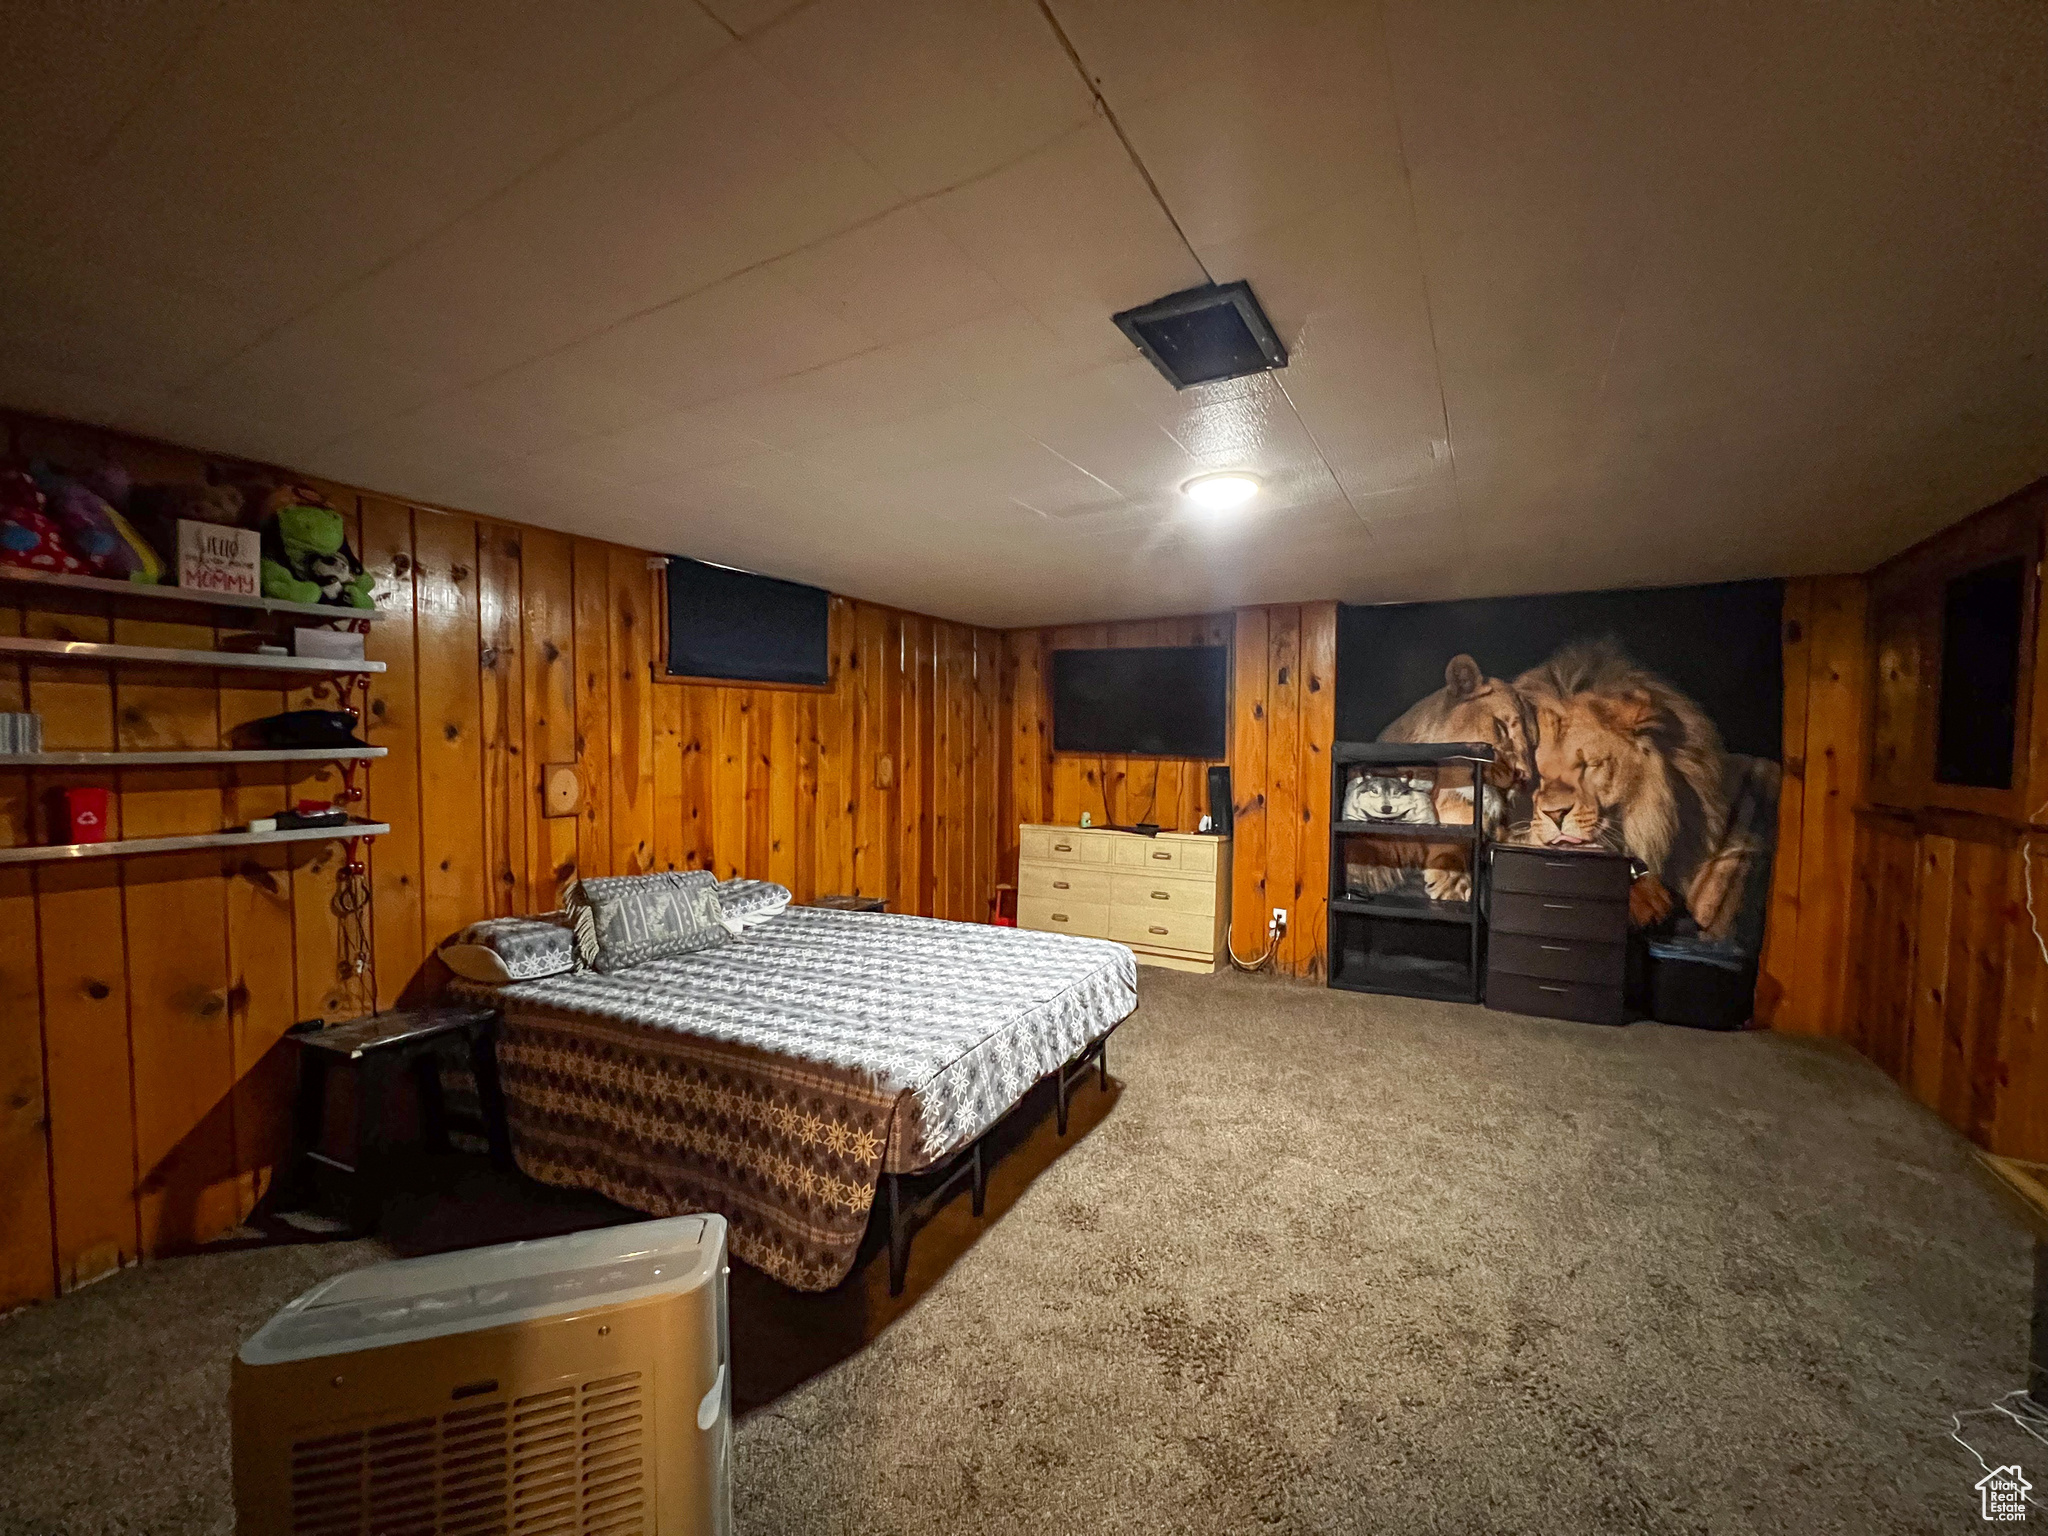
288 1372 645 1536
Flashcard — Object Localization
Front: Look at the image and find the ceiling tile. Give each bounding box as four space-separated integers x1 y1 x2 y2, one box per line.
746 0 1095 199
921 121 1206 357
529 407 774 488
699 0 808 36
1059 1 1402 252
765 205 1010 348
36 1 734 326
553 266 874 414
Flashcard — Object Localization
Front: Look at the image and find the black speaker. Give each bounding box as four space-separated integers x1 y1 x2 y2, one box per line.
1207 765 1233 835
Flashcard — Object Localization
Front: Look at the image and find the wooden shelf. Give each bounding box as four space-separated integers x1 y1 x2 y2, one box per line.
0 565 385 623
0 821 390 866
0 635 383 676
0 748 386 768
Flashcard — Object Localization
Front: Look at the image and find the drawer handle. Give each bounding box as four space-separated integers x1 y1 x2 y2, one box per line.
1541 902 1574 910
1151 890 1170 900
1540 944 1570 952
1148 925 1168 935
1053 843 1073 853
1152 850 1171 860
1538 984 1568 993
1053 881 1070 890
1051 913 1069 922
1543 860 1574 868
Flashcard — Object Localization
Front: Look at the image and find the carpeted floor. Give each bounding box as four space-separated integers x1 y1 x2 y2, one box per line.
0 966 2032 1534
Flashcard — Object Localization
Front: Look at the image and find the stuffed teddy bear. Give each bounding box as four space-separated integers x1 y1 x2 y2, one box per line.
260 499 374 609
0 468 87 574
127 480 251 570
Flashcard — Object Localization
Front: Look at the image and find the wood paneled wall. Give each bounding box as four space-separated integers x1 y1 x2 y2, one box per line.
1765 483 2048 1161
1001 603 1337 979
1755 575 1872 1036
0 411 1004 1309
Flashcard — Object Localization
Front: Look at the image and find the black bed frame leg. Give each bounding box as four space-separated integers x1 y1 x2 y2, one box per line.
887 1174 908 1296
1055 1061 1071 1136
970 1139 987 1218
1098 1037 1108 1092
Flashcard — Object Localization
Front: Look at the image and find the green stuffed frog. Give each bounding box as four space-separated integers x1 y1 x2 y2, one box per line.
260 501 374 609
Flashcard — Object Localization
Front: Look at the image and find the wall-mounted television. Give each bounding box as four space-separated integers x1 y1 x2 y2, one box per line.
664 556 831 686
1052 646 1229 759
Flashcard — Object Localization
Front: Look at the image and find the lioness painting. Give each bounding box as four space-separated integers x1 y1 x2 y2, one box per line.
1371 638 1770 940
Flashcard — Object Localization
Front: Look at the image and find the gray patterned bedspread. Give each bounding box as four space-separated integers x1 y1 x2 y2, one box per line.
454 907 1136 1290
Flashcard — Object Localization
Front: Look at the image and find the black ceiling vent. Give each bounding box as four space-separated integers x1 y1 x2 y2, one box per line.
1113 280 1288 390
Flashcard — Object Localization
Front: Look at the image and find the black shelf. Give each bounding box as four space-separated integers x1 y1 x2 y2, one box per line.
1327 740 1489 1003
1330 893 1473 923
1333 821 1478 841
1334 740 1496 767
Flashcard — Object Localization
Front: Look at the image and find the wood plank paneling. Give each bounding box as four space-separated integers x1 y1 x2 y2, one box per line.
413 510 487 951
0 408 1018 1309
1230 608 1271 965
571 540 613 884
0 601 53 1302
479 524 529 916
1000 605 1333 977
361 498 426 1000
607 545 654 878
519 527 579 906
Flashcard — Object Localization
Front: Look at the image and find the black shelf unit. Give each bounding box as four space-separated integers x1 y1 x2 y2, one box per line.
1326 739 1495 1002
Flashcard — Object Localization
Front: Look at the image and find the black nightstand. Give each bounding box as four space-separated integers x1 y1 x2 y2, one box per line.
284 1006 510 1231
815 894 886 913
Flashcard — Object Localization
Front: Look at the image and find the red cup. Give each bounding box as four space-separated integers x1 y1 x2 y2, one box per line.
62 787 110 844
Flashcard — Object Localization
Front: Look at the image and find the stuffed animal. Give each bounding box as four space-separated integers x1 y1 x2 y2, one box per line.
128 481 251 570
0 469 87 574
261 501 373 609
28 464 163 583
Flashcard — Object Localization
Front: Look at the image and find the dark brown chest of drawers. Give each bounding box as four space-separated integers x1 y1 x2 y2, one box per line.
1486 846 1631 1025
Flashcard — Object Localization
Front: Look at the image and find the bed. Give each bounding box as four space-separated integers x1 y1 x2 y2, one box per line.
452 905 1137 1291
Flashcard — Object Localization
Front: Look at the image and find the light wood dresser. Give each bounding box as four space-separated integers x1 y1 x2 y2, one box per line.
1016 822 1232 972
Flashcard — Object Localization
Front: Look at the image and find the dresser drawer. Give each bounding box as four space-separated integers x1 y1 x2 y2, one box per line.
1110 836 1215 875
1021 827 1108 864
1486 970 1625 1026
1019 863 1113 904
1109 903 1215 953
1110 870 1216 916
1488 932 1625 985
1491 890 1627 943
1019 896 1110 938
1491 847 1631 901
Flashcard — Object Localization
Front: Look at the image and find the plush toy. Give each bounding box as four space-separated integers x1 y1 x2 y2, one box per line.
0 469 87 574
260 501 373 609
28 464 163 583
128 481 251 571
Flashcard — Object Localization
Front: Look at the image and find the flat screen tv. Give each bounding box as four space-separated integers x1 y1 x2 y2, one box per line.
1052 646 1229 759
664 556 830 686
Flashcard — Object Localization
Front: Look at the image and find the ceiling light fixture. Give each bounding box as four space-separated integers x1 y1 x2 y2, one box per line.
1182 471 1262 511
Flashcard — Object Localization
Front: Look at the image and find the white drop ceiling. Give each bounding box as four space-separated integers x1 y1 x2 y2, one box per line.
3 0 2044 628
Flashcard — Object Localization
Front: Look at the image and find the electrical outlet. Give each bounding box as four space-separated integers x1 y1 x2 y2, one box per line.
1270 907 1288 933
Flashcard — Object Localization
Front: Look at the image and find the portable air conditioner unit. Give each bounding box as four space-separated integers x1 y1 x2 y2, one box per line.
232 1215 731 1536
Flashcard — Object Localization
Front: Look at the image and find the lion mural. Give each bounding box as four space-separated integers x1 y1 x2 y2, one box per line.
1363 638 1775 941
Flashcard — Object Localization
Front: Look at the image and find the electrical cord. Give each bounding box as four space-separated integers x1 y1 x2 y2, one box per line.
1228 910 1285 972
